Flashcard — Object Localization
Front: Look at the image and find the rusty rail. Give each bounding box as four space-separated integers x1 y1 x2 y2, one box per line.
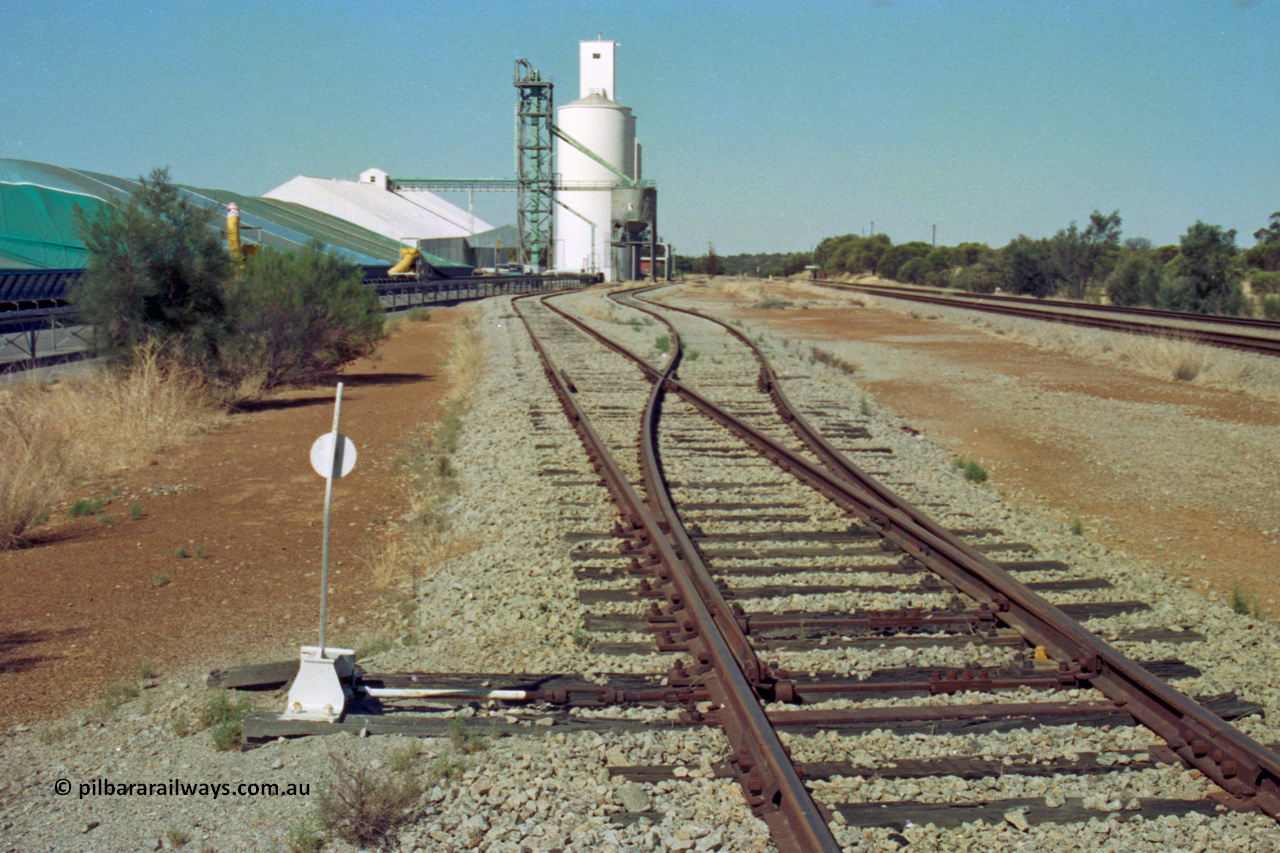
626 284 1280 819
511 291 841 852
810 278 1280 357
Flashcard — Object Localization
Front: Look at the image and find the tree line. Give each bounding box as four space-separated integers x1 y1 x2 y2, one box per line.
813 211 1280 317
678 211 1280 318
675 249 812 278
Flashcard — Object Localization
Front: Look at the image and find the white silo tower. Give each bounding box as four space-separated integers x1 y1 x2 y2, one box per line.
554 38 639 280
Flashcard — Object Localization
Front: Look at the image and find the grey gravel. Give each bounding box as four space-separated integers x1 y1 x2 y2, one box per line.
4 287 1280 853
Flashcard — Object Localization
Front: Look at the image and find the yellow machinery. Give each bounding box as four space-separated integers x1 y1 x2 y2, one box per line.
226 203 259 263
388 247 421 276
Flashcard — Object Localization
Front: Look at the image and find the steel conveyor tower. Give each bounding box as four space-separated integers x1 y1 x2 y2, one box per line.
514 60 554 271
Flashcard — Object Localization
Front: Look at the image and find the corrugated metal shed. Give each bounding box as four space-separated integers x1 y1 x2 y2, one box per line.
264 170 493 243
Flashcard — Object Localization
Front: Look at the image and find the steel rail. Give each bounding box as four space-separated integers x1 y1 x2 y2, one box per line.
809 279 1280 357
511 291 842 853
625 284 1280 819
815 278 1280 332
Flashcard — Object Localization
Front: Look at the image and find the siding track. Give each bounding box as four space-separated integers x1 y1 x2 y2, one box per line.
510 283 1280 851
809 279 1280 357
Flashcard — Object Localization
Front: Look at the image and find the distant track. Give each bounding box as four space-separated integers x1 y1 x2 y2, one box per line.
812 278 1280 357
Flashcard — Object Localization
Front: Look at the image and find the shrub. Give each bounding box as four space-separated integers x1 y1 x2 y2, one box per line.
877 241 931 281
318 751 421 849
73 168 231 364
223 241 386 387
448 716 490 755
897 256 933 285
68 496 106 517
1005 236 1054 297
1261 294 1280 320
198 690 253 751
100 679 141 714
1231 582 1266 620
287 816 324 853
1105 255 1162 307
953 457 989 483
952 259 1006 294
1248 269 1280 296
809 347 857 375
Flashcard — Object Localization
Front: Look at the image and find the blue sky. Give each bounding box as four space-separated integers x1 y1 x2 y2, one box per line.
4 0 1277 254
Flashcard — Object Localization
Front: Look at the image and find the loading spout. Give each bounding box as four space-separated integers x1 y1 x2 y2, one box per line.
226 203 259 263
388 247 421 276
227 203 245 262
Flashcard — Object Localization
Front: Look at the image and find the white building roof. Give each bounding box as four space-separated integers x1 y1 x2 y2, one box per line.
263 169 492 243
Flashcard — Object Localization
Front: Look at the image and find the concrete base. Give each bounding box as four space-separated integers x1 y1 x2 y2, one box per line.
280 646 355 722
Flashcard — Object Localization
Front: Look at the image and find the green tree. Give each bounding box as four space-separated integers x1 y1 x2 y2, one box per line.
1244 212 1280 273
1048 210 1122 299
72 167 232 362
840 234 891 275
1161 221 1245 315
951 242 990 268
814 234 857 272
878 241 931 281
1005 236 1054 297
1254 212 1280 245
223 242 385 387
1105 254 1162 307
952 253 1007 293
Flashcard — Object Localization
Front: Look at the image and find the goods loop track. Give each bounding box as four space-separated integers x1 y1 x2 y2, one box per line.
509 283 1280 850
810 278 1280 357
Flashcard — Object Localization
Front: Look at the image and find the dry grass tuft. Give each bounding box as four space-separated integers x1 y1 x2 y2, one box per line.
0 392 69 548
809 347 859 375
367 526 479 596
571 298 619 325
318 750 421 849
367 309 486 602
0 344 225 548
1147 335 1211 382
721 279 765 301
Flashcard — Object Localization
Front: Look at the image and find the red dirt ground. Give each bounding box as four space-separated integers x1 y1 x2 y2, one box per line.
0 311 463 727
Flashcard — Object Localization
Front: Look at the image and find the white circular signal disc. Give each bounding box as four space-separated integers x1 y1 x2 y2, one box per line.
310 432 357 479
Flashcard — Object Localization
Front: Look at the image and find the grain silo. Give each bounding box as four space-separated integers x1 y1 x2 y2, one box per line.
554 38 652 281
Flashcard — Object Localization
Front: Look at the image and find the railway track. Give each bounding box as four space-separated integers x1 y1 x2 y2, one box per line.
215 283 1280 850
810 278 1280 358
504 284 1280 850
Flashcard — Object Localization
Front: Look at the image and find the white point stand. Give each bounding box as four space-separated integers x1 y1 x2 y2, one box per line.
282 645 355 721
281 383 359 722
